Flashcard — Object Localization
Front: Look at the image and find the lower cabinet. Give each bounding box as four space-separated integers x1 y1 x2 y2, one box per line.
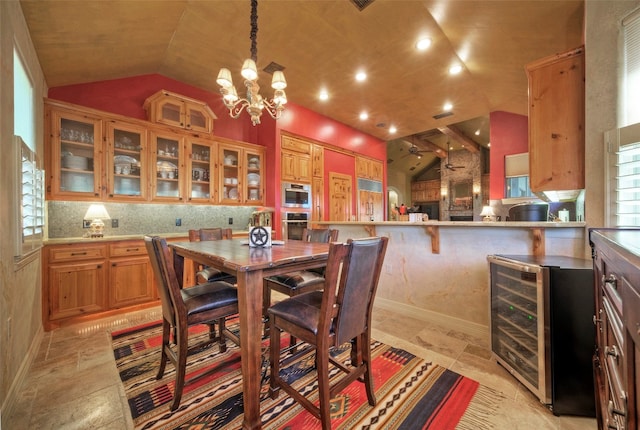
108 241 155 308
43 239 158 330
590 229 640 430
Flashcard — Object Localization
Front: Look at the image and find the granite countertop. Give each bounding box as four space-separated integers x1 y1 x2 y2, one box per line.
44 231 251 245
313 220 586 228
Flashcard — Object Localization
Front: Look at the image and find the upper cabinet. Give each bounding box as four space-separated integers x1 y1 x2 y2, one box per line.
46 108 103 200
45 99 263 206
218 142 265 205
281 135 312 183
149 131 185 202
186 137 216 203
143 90 216 134
526 46 585 192
105 120 148 201
356 156 384 182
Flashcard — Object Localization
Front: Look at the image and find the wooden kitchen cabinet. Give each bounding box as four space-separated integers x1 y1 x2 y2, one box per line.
45 99 264 206
218 142 265 205
45 106 103 200
312 144 324 178
312 177 324 221
411 180 440 202
527 46 585 192
356 156 384 182
108 241 154 308
149 130 185 202
105 120 148 201
186 137 216 202
144 89 216 134
281 135 312 183
590 229 640 430
43 239 160 330
44 243 108 325
358 190 384 221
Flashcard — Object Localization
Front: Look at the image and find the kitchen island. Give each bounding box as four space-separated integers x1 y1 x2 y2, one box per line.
313 220 588 343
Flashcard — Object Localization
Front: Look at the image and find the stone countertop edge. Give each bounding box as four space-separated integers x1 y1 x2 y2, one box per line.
44 231 251 245
312 221 587 228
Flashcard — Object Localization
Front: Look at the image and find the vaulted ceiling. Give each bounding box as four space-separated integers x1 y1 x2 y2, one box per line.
20 0 584 175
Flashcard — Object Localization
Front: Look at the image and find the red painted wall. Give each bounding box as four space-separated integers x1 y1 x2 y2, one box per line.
48 73 387 225
489 111 529 199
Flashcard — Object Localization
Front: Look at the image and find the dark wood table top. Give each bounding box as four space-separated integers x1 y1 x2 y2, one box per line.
170 239 331 272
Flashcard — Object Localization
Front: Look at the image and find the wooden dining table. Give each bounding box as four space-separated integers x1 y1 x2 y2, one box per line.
169 238 330 430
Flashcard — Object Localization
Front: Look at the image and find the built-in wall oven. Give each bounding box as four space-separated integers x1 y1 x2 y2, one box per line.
282 182 311 209
282 212 309 240
487 254 595 417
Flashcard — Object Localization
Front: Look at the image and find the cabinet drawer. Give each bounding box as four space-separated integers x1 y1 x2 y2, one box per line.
48 244 108 263
109 241 147 257
281 136 311 154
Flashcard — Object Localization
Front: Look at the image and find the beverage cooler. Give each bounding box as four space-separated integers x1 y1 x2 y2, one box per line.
487 255 596 417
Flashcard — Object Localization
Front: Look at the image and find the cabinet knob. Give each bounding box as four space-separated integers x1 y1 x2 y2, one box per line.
604 274 618 289
605 345 619 359
607 400 625 418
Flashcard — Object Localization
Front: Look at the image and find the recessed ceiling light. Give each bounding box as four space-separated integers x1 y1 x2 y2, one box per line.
475 129 480 136
443 102 453 111
449 64 463 75
359 111 368 120
487 142 491 147
319 89 329 101
416 37 432 51
355 71 367 82
389 125 397 134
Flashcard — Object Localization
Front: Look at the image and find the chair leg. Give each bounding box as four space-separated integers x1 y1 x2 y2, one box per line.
262 284 271 338
170 324 189 411
268 317 282 400
218 317 227 353
316 344 332 430
361 333 376 406
156 319 171 379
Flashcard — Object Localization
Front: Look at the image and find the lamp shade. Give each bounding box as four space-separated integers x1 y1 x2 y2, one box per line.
84 204 110 220
271 71 287 90
241 59 258 80
216 68 233 88
479 206 495 217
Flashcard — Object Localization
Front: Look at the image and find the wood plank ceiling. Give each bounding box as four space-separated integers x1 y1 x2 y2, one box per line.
20 0 584 175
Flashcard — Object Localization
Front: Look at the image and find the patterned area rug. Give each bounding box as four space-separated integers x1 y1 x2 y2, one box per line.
111 321 500 429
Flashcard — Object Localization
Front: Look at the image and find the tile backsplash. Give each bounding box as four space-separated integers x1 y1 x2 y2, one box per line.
47 201 259 238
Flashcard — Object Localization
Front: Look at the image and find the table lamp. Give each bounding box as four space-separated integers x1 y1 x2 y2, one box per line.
84 204 111 237
479 205 496 222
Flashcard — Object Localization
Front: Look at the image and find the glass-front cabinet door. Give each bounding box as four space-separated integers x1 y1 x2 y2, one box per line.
106 121 147 201
187 138 215 202
244 148 263 204
219 145 241 204
49 109 103 199
150 131 184 202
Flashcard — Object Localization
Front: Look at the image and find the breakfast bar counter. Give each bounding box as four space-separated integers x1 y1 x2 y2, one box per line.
312 221 588 342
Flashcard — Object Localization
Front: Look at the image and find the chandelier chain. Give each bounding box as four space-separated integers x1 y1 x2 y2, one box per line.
250 0 258 62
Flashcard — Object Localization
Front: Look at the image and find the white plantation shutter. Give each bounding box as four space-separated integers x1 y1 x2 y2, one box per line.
605 9 640 227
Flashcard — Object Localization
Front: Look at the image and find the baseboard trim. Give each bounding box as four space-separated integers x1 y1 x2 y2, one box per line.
1 325 44 418
374 297 489 344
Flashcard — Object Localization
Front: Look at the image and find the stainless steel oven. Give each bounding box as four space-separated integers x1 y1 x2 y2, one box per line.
282 212 309 240
282 182 311 209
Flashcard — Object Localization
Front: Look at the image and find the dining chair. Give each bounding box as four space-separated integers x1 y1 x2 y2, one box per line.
188 228 235 284
144 235 240 411
262 228 338 345
268 236 389 429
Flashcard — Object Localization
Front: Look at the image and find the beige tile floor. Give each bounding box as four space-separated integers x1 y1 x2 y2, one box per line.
4 304 597 430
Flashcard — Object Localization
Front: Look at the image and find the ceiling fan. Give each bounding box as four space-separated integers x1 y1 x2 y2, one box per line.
403 143 430 159
439 143 465 171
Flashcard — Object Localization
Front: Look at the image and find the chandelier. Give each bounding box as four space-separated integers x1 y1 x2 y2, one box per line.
216 0 287 126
